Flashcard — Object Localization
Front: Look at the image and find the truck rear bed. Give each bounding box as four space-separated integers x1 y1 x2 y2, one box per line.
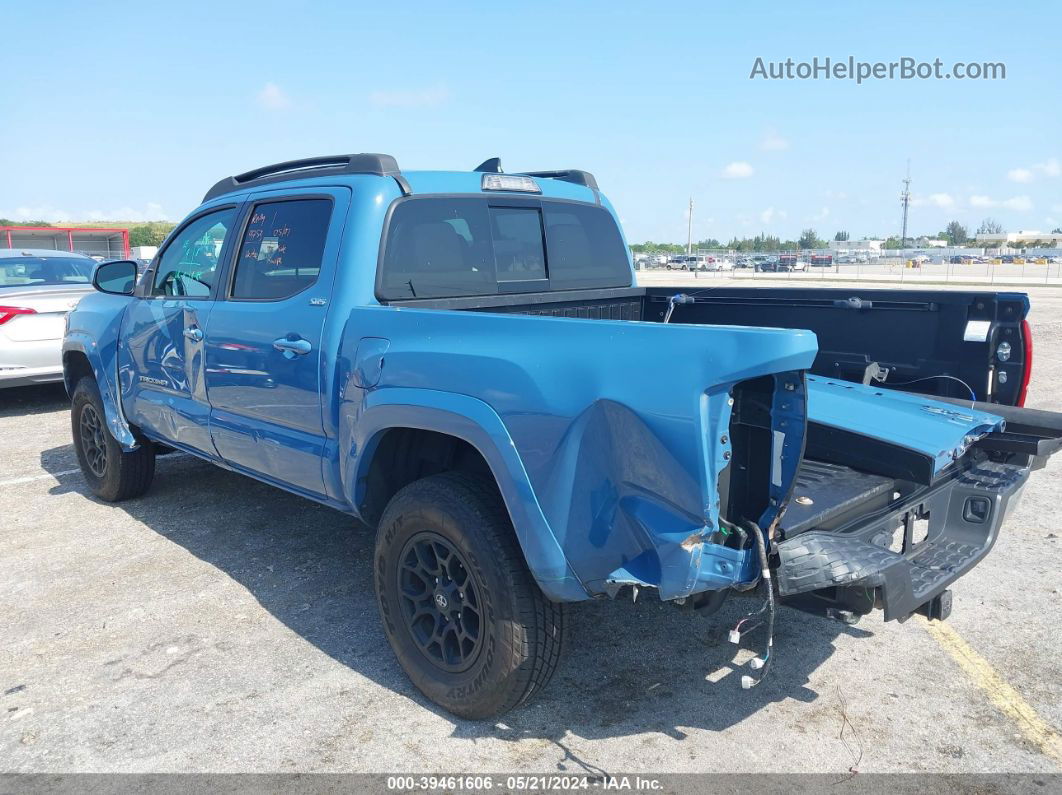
387 283 1060 620
390 284 1030 406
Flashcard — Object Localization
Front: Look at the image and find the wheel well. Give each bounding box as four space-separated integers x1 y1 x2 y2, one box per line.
63 351 93 396
361 428 495 527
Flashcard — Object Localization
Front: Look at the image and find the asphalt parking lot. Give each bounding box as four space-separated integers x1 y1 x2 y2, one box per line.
1 281 1060 775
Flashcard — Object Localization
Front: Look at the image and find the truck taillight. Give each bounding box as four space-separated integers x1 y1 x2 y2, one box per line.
0 306 36 326
1017 319 1033 407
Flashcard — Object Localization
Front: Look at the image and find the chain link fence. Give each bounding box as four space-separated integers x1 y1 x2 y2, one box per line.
634 249 1062 286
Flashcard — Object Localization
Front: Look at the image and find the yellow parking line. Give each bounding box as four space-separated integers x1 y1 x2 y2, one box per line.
921 616 1062 768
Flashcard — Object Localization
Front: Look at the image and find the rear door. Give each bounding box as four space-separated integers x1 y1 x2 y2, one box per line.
119 204 242 455
203 187 349 496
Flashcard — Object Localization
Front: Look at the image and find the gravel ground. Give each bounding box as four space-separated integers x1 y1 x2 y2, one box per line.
0 281 1060 775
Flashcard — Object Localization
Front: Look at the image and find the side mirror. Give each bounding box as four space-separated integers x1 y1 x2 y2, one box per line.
93 260 138 295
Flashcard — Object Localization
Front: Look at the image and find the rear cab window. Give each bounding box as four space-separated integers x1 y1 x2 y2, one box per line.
377 197 630 300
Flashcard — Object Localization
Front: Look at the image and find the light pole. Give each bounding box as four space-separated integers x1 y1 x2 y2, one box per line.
687 197 696 279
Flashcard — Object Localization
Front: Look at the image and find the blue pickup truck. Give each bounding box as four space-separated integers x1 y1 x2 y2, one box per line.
64 154 1061 718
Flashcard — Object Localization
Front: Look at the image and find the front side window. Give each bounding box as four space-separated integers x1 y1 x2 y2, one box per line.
152 207 238 298
231 199 332 299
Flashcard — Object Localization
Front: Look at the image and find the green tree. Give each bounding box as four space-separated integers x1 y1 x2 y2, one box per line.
128 223 174 247
1052 228 1062 234
834 230 849 241
945 221 969 246
0 218 52 227
883 236 904 249
977 218 1003 235
798 228 824 249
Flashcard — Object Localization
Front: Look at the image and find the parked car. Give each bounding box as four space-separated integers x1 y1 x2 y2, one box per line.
775 254 807 272
64 153 1061 719
0 249 97 388
809 254 833 267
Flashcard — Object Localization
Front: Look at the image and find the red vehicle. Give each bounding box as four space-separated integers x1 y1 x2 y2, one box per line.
810 254 833 266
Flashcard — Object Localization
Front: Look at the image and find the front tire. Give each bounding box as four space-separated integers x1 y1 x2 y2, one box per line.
374 472 564 719
71 377 155 501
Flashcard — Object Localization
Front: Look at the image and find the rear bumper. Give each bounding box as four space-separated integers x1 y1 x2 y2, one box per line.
775 459 1028 621
1 338 64 388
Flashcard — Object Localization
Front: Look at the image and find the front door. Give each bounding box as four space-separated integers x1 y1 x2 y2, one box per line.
119 204 241 455
203 188 349 496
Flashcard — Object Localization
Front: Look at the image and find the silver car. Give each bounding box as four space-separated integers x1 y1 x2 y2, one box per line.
1 249 96 388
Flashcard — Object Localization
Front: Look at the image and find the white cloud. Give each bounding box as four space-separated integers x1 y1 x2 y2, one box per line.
969 194 1033 211
721 161 754 179
759 130 789 151
1004 157 1059 183
759 206 787 224
824 189 848 200
1052 204 1062 214
1039 157 1061 177
913 193 955 208
809 206 830 221
369 84 451 109
256 82 292 111
0 203 170 223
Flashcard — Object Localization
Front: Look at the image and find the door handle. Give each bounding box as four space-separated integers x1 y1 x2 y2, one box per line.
273 336 312 357
183 326 204 342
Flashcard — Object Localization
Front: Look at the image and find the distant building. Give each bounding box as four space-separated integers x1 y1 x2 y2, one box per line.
1 226 130 258
915 237 948 248
828 238 884 252
975 230 1062 247
130 245 158 260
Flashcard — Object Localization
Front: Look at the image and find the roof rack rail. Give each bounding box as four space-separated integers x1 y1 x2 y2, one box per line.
520 169 599 191
203 153 404 202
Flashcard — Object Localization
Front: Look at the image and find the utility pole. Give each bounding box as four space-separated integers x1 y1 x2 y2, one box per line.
900 160 911 249
687 196 696 278
686 196 694 255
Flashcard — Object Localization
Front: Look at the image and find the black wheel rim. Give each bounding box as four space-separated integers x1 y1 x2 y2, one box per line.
79 403 108 478
397 532 484 673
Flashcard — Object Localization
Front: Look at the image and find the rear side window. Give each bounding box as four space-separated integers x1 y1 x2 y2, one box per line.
378 197 631 300
231 199 332 300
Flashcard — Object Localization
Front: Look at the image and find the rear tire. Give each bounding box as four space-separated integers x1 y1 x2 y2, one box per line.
374 472 564 719
71 377 155 502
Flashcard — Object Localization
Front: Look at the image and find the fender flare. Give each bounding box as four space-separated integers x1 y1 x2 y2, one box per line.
63 334 138 450
348 387 589 602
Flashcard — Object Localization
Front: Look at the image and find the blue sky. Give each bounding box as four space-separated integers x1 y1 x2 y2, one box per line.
2 1 1059 242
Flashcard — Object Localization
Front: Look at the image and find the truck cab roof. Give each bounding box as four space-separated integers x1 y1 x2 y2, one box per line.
202 153 602 207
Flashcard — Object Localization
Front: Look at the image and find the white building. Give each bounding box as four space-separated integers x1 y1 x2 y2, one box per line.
828 238 884 252
975 230 1062 247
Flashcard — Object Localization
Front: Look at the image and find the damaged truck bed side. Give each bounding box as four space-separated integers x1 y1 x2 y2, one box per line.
64 154 1062 718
